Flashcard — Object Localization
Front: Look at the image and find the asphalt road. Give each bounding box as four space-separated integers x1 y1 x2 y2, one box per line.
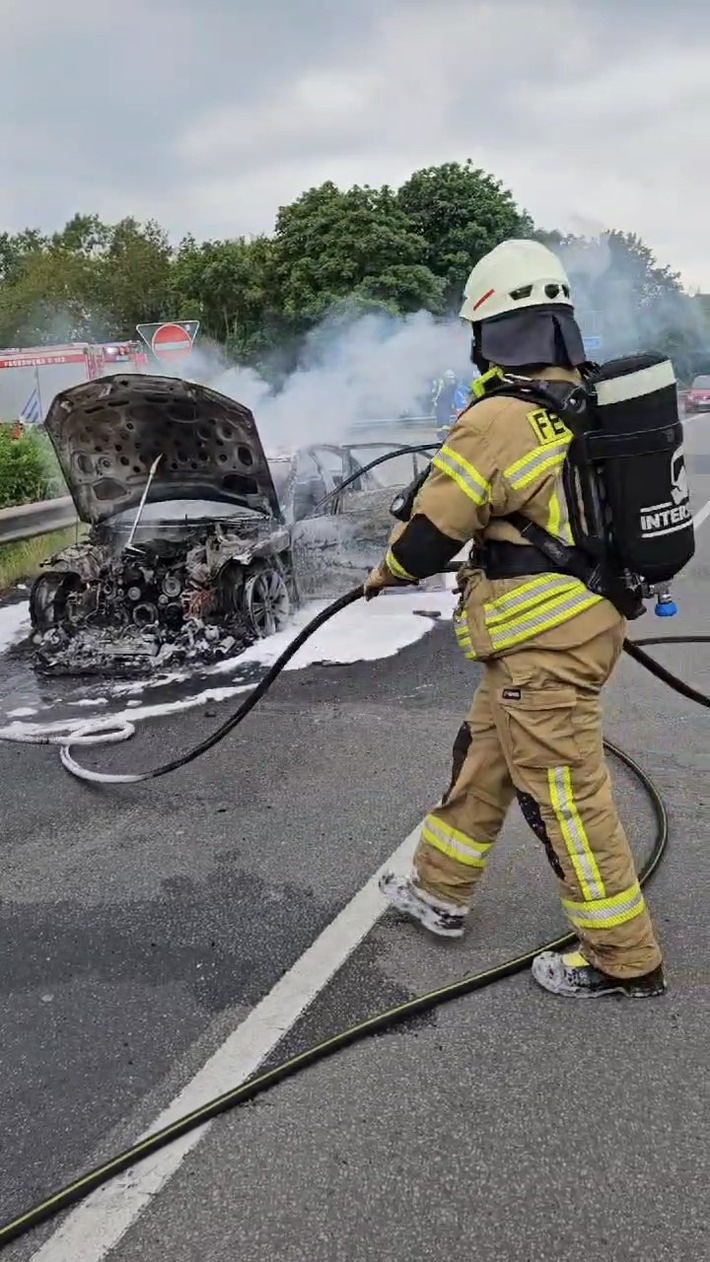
1 413 708 1261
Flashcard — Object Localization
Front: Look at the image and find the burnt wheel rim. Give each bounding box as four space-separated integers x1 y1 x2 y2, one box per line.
242 569 291 637
30 573 81 632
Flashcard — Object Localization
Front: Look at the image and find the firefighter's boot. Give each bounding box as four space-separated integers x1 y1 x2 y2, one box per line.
532 948 667 998
378 872 467 938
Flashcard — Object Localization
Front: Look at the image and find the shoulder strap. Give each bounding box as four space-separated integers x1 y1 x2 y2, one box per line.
505 511 593 583
485 378 587 420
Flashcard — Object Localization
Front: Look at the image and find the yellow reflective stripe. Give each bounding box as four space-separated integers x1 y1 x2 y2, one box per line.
422 815 492 868
547 490 561 539
547 765 605 902
504 439 570 491
488 592 602 649
472 366 504 398
562 882 645 931
432 445 490 507
544 470 574 545
550 500 575 546
486 584 602 650
453 611 477 660
504 440 569 480
385 548 416 582
562 950 589 967
508 450 567 491
485 575 577 625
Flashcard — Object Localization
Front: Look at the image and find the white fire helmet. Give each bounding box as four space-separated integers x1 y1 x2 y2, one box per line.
459 239 573 325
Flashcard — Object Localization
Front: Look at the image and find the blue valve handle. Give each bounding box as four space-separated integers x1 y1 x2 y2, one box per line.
655 596 678 617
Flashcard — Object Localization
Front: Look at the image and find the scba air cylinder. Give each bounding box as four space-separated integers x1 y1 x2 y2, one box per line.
591 352 695 584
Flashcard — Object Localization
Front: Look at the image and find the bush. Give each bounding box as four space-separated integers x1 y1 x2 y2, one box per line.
0 423 66 508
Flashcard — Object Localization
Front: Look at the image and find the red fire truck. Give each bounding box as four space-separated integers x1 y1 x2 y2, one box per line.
0 340 149 423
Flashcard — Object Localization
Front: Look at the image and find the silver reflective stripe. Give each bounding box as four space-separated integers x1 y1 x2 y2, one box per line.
550 766 605 900
486 576 575 621
423 819 489 866
564 887 645 925
505 441 569 489
488 587 600 647
433 448 489 504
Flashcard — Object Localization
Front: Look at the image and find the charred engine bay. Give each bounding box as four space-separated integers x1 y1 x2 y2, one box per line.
29 517 295 678
22 374 414 680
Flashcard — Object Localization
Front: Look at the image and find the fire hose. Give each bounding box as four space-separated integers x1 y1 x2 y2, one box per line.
0 438 707 1247
0 589 707 1247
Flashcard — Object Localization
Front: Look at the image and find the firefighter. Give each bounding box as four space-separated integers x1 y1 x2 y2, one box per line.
452 376 472 415
364 238 666 999
432 369 459 439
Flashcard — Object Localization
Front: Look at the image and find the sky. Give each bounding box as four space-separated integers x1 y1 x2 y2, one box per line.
1 0 708 290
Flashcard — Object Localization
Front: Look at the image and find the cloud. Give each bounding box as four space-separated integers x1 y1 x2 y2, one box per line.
1 0 708 287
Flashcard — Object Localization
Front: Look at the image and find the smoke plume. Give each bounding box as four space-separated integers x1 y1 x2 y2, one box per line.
188 309 470 451
549 232 708 375
185 234 710 450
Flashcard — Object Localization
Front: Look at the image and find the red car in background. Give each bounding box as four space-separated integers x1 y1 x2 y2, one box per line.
686 374 710 414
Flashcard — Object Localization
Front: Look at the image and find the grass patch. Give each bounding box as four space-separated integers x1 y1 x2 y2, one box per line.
0 525 87 591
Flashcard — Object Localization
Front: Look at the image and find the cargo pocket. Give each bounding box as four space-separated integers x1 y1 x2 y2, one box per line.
496 686 584 770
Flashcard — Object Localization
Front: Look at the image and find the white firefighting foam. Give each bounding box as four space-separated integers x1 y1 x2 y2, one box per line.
0 589 455 736
0 601 31 651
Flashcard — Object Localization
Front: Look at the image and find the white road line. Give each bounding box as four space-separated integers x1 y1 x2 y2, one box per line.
29 827 420 1261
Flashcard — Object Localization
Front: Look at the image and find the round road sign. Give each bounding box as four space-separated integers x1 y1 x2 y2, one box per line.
151 323 194 364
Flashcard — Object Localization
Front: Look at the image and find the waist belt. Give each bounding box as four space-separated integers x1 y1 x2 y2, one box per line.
476 540 572 580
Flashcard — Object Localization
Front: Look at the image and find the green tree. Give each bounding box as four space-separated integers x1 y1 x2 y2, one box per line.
396 160 534 310
272 181 444 321
171 233 281 361
0 228 50 285
0 167 702 388
51 213 112 258
97 217 173 333
536 228 683 316
0 215 174 345
0 245 101 345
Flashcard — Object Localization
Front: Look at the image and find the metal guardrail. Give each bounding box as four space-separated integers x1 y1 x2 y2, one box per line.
347 416 438 436
0 496 78 545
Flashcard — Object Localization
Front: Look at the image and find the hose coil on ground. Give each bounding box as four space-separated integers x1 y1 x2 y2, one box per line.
0 596 707 1249
0 440 706 1247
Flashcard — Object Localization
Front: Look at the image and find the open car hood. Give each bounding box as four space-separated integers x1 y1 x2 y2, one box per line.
43 374 282 525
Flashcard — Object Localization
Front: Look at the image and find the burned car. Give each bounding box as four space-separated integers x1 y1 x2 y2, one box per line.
282 442 434 598
29 374 436 676
30 374 297 674
267 443 381 524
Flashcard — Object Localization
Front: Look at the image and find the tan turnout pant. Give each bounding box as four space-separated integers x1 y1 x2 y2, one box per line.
415 618 662 979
